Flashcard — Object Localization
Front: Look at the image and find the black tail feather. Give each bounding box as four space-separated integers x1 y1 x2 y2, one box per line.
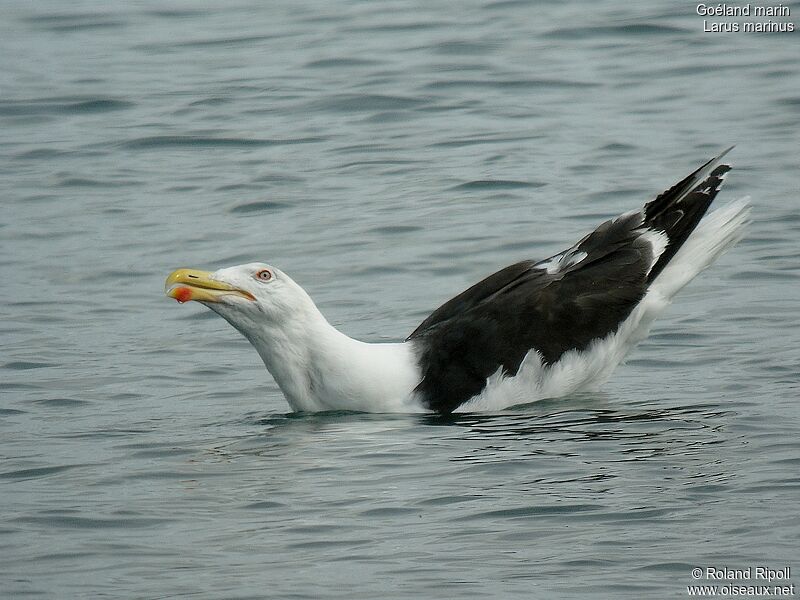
644 149 733 283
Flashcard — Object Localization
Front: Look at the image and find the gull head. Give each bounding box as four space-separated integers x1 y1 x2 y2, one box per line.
165 262 317 334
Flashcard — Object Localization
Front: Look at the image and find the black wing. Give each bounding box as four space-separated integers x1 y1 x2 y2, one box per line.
408 149 733 414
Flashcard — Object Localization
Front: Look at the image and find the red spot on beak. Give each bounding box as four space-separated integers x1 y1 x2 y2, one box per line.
174 287 192 303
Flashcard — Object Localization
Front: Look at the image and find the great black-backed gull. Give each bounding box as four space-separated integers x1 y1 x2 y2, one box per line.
165 149 749 413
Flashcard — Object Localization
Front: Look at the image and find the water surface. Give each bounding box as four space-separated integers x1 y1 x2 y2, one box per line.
2 1 798 598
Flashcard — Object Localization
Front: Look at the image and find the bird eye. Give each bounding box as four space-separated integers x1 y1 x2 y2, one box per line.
255 268 273 282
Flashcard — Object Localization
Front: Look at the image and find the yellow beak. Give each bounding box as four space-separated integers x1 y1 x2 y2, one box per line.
165 268 255 303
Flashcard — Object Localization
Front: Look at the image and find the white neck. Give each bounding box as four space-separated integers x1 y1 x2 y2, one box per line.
238 302 422 413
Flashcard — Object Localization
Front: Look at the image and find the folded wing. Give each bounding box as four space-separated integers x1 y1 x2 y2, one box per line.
408 149 733 414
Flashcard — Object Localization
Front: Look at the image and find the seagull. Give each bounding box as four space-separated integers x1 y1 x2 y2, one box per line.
165 149 749 413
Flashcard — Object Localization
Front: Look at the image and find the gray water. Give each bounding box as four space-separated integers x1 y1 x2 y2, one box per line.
2 1 799 598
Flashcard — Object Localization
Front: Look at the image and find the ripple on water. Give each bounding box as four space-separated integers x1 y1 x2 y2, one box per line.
543 23 691 40
120 135 326 150
310 94 429 113
0 464 87 481
31 398 92 408
14 515 172 529
21 13 127 32
450 179 547 191
455 503 601 522
3 361 54 370
0 97 133 116
304 57 380 69
229 200 291 214
424 78 600 91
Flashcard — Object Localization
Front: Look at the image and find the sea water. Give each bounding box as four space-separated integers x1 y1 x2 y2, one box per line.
1 1 798 597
